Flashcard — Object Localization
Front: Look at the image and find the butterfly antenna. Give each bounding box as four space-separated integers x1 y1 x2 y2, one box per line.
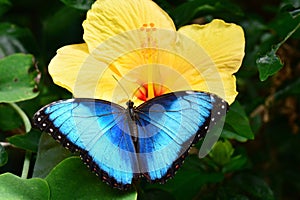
112 75 130 100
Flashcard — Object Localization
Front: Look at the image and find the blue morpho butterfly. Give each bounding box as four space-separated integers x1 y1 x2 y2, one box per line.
33 90 228 190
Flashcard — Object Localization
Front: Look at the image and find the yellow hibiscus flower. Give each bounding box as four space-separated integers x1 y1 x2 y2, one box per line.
48 0 245 107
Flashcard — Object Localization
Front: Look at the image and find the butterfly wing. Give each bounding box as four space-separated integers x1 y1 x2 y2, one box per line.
33 99 138 189
135 91 228 182
33 91 228 189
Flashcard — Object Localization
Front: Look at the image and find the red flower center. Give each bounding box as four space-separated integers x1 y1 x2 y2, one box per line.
135 83 169 101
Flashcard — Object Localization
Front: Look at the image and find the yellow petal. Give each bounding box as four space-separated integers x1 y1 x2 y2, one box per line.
178 19 245 73
48 44 89 94
178 19 245 104
83 0 176 52
48 43 117 99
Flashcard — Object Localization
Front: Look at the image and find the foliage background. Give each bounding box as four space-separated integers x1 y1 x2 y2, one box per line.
0 0 300 199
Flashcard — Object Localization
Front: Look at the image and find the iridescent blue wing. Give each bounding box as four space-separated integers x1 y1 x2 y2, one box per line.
33 99 138 190
33 91 228 189
135 91 228 182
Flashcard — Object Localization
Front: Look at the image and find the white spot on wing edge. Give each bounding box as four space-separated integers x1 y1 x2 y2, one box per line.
185 91 196 95
64 99 76 103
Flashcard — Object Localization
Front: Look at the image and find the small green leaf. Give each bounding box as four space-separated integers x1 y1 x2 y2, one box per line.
222 154 248 173
257 12 300 81
221 129 248 142
7 130 41 152
0 173 50 200
60 0 94 10
45 157 137 200
225 101 254 140
256 48 283 81
0 144 8 167
209 140 234 165
0 54 39 103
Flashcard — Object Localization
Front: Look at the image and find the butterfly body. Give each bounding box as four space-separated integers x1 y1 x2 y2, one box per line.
33 91 228 190
125 100 139 142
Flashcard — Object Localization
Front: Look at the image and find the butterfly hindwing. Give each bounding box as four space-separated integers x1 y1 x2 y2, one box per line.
135 91 228 182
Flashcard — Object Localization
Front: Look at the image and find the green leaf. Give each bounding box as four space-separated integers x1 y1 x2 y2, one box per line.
282 0 300 9
33 134 73 178
0 0 11 17
269 10 300 39
60 0 94 10
289 7 300 18
0 173 50 200
225 101 254 140
216 173 274 199
170 0 243 27
222 154 248 173
42 6 84 61
0 103 22 131
45 157 137 200
145 155 224 199
140 188 175 200
0 54 39 103
7 130 41 152
209 140 234 165
257 12 300 81
256 48 283 81
0 23 36 57
233 174 274 199
0 144 8 167
221 129 248 142
274 78 300 99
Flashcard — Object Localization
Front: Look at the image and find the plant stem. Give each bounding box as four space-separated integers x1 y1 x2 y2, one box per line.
276 22 300 50
21 151 32 179
8 102 31 133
